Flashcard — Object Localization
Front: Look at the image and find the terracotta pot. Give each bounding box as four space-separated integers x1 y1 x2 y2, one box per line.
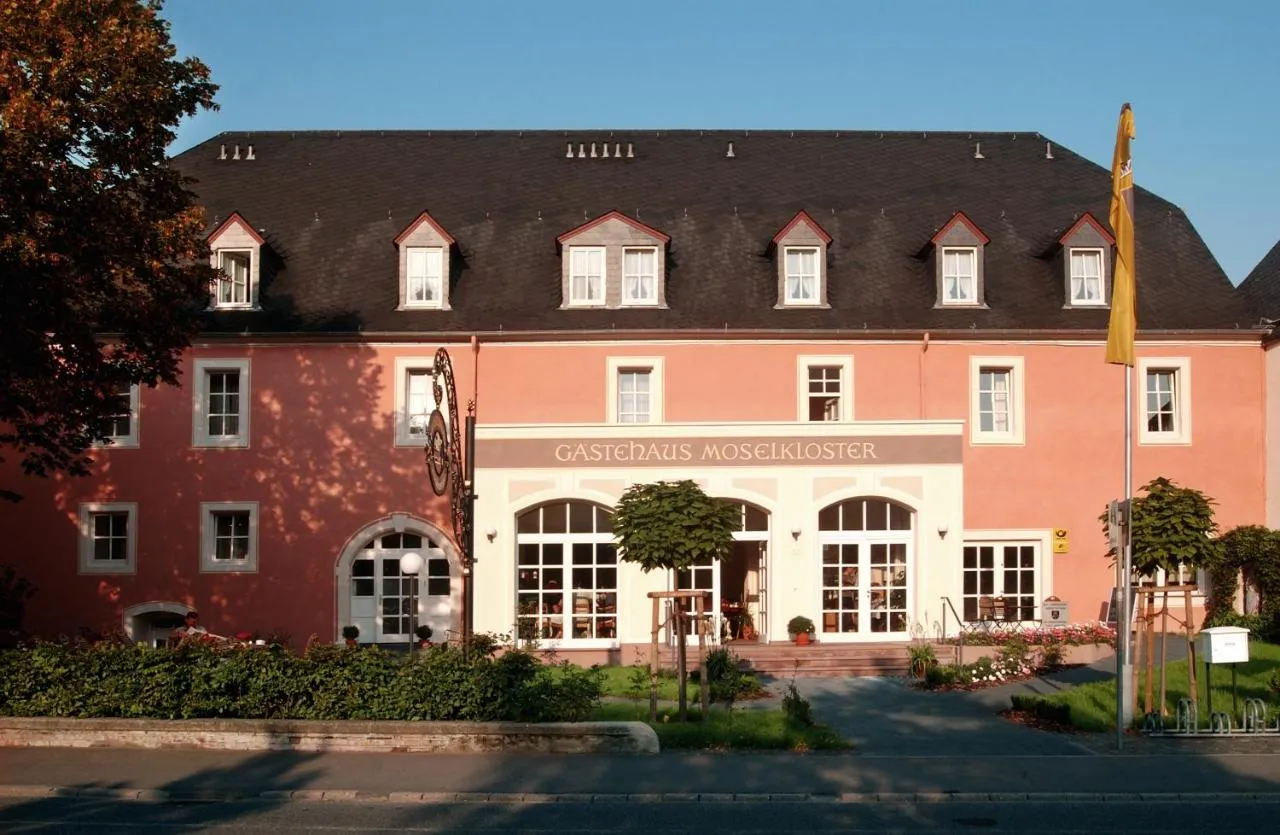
344 639 358 648
795 631 811 646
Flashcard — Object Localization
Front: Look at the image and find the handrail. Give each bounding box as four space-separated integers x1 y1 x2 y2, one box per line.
940 596 966 665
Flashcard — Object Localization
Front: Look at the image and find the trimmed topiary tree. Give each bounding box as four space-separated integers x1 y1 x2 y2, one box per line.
612 480 739 573
1101 477 1222 580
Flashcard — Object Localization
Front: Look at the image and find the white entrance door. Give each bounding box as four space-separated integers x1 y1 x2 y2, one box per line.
673 557 719 644
818 498 913 641
349 532 452 644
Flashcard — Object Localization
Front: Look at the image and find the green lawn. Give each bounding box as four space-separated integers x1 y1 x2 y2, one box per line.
572 664 761 702
1016 641 1280 732
594 701 850 751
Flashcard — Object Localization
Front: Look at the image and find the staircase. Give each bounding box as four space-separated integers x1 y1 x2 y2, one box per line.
661 640 914 678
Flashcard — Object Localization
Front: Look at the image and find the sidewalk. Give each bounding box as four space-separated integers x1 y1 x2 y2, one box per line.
3 745 1280 802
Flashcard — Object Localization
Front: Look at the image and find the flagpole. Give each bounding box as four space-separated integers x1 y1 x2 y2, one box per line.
1116 364 1134 750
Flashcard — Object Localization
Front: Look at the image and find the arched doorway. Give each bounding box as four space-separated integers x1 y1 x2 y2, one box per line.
818 497 914 640
123 601 190 647
672 501 771 644
336 516 460 645
515 500 618 646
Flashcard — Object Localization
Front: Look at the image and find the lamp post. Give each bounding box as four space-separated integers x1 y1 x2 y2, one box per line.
399 551 424 657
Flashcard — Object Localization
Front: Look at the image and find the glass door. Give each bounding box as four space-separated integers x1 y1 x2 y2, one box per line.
673 556 719 645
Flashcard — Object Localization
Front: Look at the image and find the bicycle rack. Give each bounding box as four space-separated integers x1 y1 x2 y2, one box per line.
1243 698 1268 733
1175 698 1198 734
1142 712 1165 733
1209 711 1232 734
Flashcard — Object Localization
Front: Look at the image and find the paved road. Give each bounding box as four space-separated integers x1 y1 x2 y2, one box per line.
3 796 1280 833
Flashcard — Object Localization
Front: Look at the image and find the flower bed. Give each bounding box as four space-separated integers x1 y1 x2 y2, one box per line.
916 635 1081 691
938 622 1116 648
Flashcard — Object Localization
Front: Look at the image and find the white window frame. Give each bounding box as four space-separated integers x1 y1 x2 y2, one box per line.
403 246 445 310
78 502 138 575
1138 357 1192 445
621 246 659 306
568 246 606 306
192 358 251 448
93 383 140 448
212 249 256 310
959 533 1051 624
969 356 1025 445
199 501 259 573
1140 563 1207 598
941 247 978 305
394 357 445 447
606 357 664 424
783 246 821 306
1068 247 1106 307
796 356 854 422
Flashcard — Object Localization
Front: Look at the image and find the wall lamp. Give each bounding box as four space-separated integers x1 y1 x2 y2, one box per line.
790 526 802 541
937 524 949 540
485 527 498 542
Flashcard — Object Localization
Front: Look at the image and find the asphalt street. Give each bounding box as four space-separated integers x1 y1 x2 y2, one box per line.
3 796 1280 833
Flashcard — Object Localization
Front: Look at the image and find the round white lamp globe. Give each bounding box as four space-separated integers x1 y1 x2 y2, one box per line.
399 551 424 575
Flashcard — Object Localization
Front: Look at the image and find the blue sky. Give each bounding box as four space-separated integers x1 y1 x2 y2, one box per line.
165 0 1279 284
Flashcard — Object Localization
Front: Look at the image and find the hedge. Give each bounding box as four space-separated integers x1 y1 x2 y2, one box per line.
0 640 604 722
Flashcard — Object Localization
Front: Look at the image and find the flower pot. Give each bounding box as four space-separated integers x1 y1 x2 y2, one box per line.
795 631 811 646
344 639 358 648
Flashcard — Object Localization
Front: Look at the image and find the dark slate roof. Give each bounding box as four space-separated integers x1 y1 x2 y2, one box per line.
1239 238 1280 324
169 130 1253 335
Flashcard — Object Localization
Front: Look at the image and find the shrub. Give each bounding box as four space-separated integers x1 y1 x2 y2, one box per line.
1010 694 1071 725
0 640 602 722
781 681 813 727
908 643 937 677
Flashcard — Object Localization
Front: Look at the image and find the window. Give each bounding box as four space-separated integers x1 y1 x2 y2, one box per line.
607 357 664 423
394 357 443 446
1069 249 1105 305
192 359 250 448
963 542 1039 622
1141 563 1206 590
516 502 617 645
941 248 977 304
784 247 820 305
404 247 444 308
78 502 137 574
969 357 1025 445
214 250 253 308
94 383 139 448
622 248 658 305
796 356 853 422
349 532 453 643
568 247 605 305
200 502 258 572
1139 358 1191 444
818 498 913 637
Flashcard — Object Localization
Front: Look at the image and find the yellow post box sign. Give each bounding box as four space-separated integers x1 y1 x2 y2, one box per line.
1052 528 1069 554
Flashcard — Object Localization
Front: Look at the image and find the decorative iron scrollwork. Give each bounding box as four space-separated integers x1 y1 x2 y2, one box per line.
424 347 473 567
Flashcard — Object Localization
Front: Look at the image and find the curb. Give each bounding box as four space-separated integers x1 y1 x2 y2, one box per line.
4 785 1280 804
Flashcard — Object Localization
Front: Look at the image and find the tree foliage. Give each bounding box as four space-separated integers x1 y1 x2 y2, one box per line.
0 0 218 498
612 480 739 572
1100 477 1221 578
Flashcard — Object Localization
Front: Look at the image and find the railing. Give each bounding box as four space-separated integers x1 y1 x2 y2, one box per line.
939 596 966 665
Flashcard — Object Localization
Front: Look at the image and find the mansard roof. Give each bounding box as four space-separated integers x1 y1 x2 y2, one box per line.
172 130 1252 335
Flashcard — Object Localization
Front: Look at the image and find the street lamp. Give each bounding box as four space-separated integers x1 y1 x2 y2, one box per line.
399 551 424 657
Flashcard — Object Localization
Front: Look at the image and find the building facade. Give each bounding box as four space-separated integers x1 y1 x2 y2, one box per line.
0 131 1265 656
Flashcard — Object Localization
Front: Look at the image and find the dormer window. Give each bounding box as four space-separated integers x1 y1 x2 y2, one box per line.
405 247 444 307
772 211 832 309
206 211 264 311
557 211 669 310
929 212 989 308
394 210 455 311
941 247 978 305
1069 249 1105 305
1057 213 1114 309
569 247 606 305
622 247 658 305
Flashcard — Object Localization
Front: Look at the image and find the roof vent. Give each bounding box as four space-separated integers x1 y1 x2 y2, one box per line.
626 143 634 159
1045 141 1055 160
218 144 227 160
245 144 255 161
232 144 241 160
565 142 573 158
726 141 735 159
973 142 985 160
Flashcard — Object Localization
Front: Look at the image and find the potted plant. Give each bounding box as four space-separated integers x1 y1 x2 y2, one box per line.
414 624 433 647
341 625 359 648
787 615 816 646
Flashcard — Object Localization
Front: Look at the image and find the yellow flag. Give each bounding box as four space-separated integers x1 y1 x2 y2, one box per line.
1105 103 1137 366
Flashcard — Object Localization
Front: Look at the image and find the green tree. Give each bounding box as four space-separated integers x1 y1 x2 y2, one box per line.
1101 477 1221 579
0 0 218 499
612 480 739 572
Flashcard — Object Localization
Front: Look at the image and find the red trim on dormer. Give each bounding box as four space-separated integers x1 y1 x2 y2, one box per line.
207 211 265 245
393 210 456 246
556 210 670 245
772 210 833 245
1057 212 1116 246
929 211 990 246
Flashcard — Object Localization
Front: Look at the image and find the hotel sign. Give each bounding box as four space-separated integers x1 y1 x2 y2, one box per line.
475 435 962 469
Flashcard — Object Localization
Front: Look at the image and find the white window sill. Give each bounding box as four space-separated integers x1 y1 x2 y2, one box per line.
79 562 136 576
1139 434 1191 446
563 301 608 309
775 301 830 309
1063 302 1109 309
201 560 257 574
194 436 250 450
92 438 139 450
208 304 261 312
970 434 1024 447
398 303 449 311
936 301 989 309
395 433 430 449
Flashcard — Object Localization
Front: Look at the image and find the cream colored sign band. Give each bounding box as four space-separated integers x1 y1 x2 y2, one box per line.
476 435 962 469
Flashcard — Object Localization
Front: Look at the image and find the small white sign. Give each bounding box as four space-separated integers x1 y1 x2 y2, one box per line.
1199 626 1251 664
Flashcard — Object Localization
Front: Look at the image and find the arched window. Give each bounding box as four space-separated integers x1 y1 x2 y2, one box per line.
515 501 616 643
818 497 913 637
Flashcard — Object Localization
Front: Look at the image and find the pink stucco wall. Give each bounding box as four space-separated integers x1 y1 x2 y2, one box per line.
0 337 1264 641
